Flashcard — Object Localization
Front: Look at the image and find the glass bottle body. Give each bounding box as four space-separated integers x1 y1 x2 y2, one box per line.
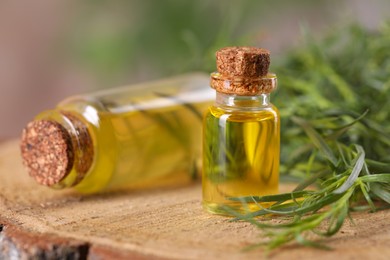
203 92 280 214
33 73 213 193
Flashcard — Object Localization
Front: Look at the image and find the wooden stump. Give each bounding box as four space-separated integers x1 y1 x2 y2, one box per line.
0 140 389 259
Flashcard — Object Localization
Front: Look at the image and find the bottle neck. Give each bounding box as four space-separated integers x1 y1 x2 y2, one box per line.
210 71 277 111
215 92 271 110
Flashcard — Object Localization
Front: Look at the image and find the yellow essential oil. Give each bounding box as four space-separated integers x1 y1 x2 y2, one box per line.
202 47 280 214
20 73 214 193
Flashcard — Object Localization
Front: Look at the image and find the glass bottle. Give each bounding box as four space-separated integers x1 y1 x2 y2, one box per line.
202 47 280 214
20 73 214 193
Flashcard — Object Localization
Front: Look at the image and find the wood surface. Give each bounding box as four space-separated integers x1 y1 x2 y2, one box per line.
0 140 389 259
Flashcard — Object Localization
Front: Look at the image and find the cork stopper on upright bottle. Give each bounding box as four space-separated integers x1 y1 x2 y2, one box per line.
20 114 94 187
216 47 270 78
211 46 276 95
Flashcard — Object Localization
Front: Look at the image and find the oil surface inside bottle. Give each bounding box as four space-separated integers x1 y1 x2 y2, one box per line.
203 106 279 214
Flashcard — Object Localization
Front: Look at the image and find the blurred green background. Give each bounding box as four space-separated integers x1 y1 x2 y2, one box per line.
0 0 389 137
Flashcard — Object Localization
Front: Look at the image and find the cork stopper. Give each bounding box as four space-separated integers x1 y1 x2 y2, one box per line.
216 47 270 78
211 46 276 96
20 120 74 186
20 114 94 187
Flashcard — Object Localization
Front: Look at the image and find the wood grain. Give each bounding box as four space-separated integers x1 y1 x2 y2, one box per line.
0 140 389 259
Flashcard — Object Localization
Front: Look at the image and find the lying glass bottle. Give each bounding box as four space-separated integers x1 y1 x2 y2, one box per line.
20 73 213 193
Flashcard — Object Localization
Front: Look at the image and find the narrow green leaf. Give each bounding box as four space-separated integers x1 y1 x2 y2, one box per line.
333 145 365 194
371 183 390 204
359 182 376 211
292 116 338 166
228 191 313 203
366 159 390 172
359 173 390 183
240 192 345 218
325 202 349 236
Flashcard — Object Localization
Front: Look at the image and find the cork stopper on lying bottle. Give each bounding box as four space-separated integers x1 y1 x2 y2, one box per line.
211 46 276 95
20 114 94 187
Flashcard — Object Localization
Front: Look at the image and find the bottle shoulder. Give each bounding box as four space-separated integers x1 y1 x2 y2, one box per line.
206 104 279 122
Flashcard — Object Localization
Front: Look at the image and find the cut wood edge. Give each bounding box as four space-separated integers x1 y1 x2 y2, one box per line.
0 218 89 259
0 218 167 260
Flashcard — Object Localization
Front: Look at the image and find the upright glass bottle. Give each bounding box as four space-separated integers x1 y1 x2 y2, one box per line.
20 73 214 193
203 47 280 214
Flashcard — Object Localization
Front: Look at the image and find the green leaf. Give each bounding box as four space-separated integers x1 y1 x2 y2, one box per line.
228 190 313 203
359 173 390 183
292 116 338 166
371 183 390 204
333 145 365 194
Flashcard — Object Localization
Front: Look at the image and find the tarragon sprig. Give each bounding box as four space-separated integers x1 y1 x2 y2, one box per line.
226 117 390 250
